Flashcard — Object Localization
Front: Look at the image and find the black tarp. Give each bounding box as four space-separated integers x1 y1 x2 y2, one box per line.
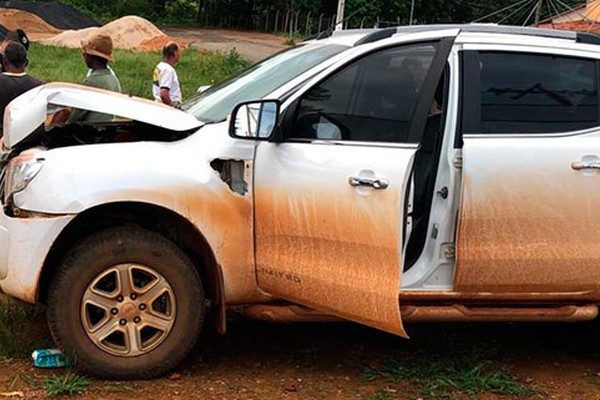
0 1 98 30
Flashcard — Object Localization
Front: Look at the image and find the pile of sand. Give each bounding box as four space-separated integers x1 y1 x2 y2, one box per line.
0 1 98 30
40 15 184 52
0 8 60 34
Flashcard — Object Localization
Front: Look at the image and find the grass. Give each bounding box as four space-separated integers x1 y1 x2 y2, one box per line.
27 43 249 100
362 348 536 399
0 296 50 360
8 373 40 391
44 371 90 397
363 390 394 400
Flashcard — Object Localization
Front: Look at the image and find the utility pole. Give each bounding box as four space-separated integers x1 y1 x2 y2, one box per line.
335 0 345 30
534 0 543 26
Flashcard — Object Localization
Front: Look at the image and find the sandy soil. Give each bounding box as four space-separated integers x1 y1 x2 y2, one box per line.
38 16 184 52
3 315 600 399
0 8 60 34
163 27 287 62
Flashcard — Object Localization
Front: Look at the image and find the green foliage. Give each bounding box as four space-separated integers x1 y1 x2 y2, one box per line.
590 377 600 390
363 349 536 398
27 44 249 100
8 373 41 391
0 296 49 359
60 0 586 30
363 390 393 400
44 371 90 397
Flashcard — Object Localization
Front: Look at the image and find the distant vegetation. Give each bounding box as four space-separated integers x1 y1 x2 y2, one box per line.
27 44 249 100
60 0 585 30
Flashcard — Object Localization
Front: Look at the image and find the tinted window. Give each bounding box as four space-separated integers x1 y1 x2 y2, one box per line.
291 44 437 143
476 52 598 134
181 44 349 123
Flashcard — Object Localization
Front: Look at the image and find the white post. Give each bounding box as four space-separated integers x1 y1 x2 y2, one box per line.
335 0 345 30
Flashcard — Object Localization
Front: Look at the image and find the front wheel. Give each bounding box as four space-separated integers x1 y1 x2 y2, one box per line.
47 227 205 379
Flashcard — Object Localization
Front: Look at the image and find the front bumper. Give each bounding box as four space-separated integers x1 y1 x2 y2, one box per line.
0 210 74 303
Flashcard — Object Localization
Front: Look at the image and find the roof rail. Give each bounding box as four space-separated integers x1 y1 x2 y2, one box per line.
576 32 600 45
354 27 397 45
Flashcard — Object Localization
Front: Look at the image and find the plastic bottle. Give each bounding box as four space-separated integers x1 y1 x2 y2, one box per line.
31 348 72 368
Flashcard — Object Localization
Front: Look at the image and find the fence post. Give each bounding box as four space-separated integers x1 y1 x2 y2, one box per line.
318 13 323 33
274 10 279 33
284 10 290 34
288 10 293 41
264 12 269 31
305 11 311 35
294 10 300 33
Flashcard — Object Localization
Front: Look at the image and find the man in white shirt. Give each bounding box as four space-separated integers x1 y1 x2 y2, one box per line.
153 42 182 107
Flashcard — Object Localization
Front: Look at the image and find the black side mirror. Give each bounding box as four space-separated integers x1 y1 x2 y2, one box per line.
229 100 280 140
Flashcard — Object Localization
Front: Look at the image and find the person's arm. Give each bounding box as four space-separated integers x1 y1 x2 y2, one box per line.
159 87 172 106
158 67 175 106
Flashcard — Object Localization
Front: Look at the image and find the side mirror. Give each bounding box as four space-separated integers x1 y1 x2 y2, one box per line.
229 100 280 140
196 85 211 94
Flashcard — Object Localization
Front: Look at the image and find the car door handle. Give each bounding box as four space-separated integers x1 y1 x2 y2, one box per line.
571 161 600 170
348 176 389 189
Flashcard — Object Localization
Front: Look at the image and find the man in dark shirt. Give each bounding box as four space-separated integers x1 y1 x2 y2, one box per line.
1 29 30 73
0 42 43 137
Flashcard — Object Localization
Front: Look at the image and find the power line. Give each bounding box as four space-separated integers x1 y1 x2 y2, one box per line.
523 0 540 25
497 0 536 24
473 0 533 23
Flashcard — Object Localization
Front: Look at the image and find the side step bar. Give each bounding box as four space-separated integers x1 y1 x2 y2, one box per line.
244 303 598 323
401 304 598 322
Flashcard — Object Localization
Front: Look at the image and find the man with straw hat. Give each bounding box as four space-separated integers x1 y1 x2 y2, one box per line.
67 33 121 123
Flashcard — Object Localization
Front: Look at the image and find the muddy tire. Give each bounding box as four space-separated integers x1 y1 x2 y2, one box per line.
46 227 205 380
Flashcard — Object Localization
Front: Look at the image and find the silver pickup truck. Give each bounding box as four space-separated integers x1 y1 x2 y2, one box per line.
2 24 600 379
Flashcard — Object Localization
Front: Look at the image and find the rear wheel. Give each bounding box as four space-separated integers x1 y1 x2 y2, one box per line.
47 227 205 379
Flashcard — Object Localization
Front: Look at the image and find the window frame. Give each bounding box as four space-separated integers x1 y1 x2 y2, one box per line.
461 49 600 138
276 38 454 146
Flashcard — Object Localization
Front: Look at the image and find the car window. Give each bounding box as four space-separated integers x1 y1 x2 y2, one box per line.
290 44 438 143
466 52 598 134
181 43 349 123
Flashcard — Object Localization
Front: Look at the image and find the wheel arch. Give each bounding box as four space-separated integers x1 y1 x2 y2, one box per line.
38 201 227 334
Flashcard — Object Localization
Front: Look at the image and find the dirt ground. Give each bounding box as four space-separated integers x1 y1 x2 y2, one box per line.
162 27 287 62
3 315 600 399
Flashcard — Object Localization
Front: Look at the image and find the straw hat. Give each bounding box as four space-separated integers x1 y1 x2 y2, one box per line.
81 33 114 62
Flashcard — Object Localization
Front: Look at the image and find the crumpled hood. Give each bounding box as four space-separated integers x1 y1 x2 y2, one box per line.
3 82 204 149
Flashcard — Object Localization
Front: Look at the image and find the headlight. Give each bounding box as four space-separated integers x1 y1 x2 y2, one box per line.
4 150 45 201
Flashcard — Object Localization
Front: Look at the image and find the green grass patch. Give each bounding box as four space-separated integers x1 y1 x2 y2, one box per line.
44 371 90 397
27 44 249 100
8 373 41 391
363 390 394 400
0 296 50 359
363 349 535 399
